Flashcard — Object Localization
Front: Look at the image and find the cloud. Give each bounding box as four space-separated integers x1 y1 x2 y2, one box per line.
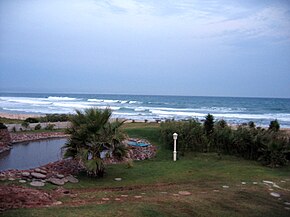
92 0 290 43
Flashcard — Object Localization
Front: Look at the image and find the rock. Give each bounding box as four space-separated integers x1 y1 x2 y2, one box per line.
31 172 46 179
35 168 41 172
273 184 282 189
253 182 258 185
114 178 122 181
263 180 273 184
160 192 167 194
178 191 191 196
39 169 47 174
134 195 142 198
30 181 45 187
285 207 290 210
241 182 246 185
53 201 63 206
173 194 179 196
8 178 15 181
56 174 64 179
281 180 286 183
115 198 121 201
22 172 30 177
19 180 27 183
102 198 110 201
222 185 229 189
66 175 79 183
270 192 280 198
213 190 220 192
120 195 128 197
284 202 290 206
47 177 65 186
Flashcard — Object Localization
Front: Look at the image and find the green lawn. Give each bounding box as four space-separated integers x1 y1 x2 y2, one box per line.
2 123 290 217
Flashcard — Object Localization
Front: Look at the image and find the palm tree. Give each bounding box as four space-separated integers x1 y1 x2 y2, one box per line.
63 108 127 177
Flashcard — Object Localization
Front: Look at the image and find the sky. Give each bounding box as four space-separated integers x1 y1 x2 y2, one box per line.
0 0 290 98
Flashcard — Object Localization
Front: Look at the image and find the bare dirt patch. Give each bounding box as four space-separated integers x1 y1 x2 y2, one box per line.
0 185 55 211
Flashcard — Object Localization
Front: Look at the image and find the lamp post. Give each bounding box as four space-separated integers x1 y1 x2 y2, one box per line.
173 133 178 161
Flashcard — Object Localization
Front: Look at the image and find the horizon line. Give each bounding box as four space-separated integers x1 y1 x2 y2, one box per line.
0 91 289 100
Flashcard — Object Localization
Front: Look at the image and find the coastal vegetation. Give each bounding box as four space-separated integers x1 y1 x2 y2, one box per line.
161 116 290 168
24 114 70 123
63 108 127 177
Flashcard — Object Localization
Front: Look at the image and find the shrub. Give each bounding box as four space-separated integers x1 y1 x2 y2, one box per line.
0 122 7 129
248 121 255 128
269 119 280 132
39 114 69 122
25 117 39 123
258 132 289 167
160 119 206 154
204 114 214 136
45 124 55 131
160 117 289 168
34 124 42 130
21 121 29 129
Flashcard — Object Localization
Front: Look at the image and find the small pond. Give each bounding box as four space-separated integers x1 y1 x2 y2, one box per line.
0 138 67 171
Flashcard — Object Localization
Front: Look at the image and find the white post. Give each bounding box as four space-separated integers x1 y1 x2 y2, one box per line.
173 133 178 161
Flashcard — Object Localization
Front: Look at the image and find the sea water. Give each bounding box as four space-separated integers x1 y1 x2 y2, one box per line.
0 93 290 128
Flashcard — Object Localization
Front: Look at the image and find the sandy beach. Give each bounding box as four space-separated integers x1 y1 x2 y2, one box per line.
0 112 44 120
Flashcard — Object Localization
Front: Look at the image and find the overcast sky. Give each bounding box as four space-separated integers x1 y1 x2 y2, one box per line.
0 0 290 98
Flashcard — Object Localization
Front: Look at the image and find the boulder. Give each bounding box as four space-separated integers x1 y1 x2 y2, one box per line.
66 175 79 183
47 177 65 186
21 172 30 177
270 192 281 198
31 172 46 179
178 191 191 196
56 174 64 179
30 181 45 187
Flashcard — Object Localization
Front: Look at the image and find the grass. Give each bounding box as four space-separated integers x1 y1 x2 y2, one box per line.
2 124 290 217
0 117 23 124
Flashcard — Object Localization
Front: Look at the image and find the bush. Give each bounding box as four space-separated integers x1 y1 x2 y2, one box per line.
160 117 289 168
204 114 214 136
34 124 42 130
39 114 69 122
248 121 255 128
21 121 29 129
45 124 55 131
25 117 39 123
269 119 280 132
0 122 7 129
160 119 206 154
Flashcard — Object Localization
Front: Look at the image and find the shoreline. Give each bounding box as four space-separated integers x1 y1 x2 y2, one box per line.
0 112 44 120
1 111 290 130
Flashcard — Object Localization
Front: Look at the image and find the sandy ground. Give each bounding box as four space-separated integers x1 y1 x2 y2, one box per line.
0 112 44 120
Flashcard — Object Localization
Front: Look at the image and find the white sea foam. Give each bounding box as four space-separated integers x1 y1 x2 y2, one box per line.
88 99 104 102
47 96 77 101
1 95 290 127
129 101 142 104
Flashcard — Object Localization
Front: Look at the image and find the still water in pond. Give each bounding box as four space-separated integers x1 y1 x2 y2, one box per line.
0 138 67 171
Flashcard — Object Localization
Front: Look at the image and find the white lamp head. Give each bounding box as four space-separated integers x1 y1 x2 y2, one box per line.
173 133 178 140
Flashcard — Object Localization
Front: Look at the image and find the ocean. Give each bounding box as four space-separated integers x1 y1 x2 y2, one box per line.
0 93 290 128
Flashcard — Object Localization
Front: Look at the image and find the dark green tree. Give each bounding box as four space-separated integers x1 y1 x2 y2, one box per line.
269 119 280 132
204 114 214 136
